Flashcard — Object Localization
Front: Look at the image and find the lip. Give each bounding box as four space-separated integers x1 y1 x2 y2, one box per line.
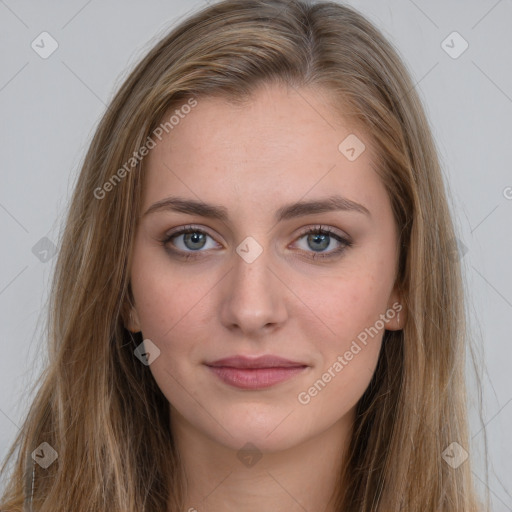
205 355 309 390
207 355 307 369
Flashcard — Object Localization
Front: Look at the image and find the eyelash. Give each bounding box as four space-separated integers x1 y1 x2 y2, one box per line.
159 224 353 261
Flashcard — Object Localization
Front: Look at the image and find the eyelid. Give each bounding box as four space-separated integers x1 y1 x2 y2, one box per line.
163 224 216 240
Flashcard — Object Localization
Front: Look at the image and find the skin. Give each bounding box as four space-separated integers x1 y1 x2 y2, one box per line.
126 82 405 512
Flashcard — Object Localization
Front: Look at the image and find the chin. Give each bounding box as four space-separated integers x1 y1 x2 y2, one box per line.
215 426 304 454
204 405 309 453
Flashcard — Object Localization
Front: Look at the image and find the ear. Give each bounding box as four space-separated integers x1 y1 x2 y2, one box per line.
385 285 407 331
125 308 142 333
121 290 142 333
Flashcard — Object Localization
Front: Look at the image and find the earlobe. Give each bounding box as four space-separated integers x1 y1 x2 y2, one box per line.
393 300 406 331
122 295 142 333
386 287 407 331
384 302 405 331
126 309 142 333
396 307 403 330
121 285 142 333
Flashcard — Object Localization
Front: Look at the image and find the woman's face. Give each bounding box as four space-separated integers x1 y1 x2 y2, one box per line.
127 83 403 453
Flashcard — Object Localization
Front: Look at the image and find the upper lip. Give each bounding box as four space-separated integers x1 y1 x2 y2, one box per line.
206 355 308 369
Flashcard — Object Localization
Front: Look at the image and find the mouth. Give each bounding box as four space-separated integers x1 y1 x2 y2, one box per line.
204 355 309 390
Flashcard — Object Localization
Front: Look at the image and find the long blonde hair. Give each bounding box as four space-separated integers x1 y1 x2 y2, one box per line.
1 1 487 510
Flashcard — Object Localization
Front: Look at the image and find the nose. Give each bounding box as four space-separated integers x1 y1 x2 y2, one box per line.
219 245 288 337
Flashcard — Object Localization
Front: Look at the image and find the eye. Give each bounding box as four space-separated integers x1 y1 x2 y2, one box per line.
160 224 352 261
292 225 352 260
160 225 218 259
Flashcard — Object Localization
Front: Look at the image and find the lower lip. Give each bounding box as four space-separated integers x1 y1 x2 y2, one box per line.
206 365 307 389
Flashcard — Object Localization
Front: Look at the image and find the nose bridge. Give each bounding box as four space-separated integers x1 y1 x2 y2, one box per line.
219 237 287 333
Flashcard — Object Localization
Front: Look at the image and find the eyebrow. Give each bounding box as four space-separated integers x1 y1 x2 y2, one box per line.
143 194 371 222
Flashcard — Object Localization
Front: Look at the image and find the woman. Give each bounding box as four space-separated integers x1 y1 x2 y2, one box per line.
0 0 487 510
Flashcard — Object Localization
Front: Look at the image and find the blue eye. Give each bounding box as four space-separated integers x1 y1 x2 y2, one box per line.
160 226 217 259
160 224 352 261
295 225 352 260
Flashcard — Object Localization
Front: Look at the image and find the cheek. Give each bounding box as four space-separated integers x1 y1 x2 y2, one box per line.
130 245 208 340
295 277 387 413
292 259 393 397
297 268 393 350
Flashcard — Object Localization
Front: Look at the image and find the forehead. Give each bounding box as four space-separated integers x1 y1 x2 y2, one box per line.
141 83 384 218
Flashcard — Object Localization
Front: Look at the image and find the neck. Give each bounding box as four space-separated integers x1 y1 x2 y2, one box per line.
169 408 354 512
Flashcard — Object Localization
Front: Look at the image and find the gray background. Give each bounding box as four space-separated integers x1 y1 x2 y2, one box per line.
0 0 511 509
